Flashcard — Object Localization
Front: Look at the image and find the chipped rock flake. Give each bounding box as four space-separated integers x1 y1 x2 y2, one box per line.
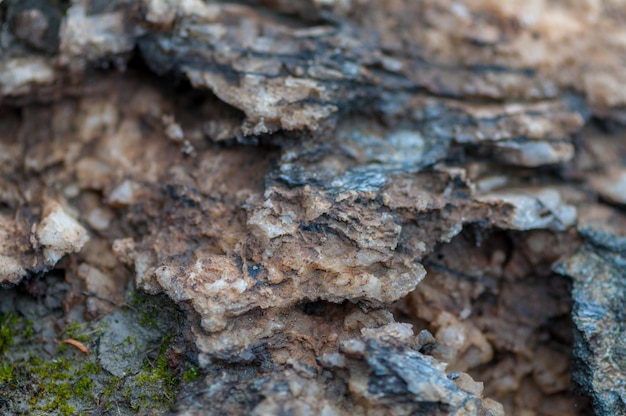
0 255 27 285
589 168 626 205
478 188 577 231
33 200 90 266
0 57 55 96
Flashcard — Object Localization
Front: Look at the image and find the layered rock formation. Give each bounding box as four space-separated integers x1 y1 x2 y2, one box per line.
2 0 626 414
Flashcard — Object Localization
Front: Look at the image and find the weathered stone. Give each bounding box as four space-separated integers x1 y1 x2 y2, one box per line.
554 228 626 415
4 0 626 414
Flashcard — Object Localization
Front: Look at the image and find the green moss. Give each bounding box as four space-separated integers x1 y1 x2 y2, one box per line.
183 366 200 383
84 361 100 375
23 319 34 340
129 336 179 411
130 290 145 305
1 293 187 415
0 312 114 414
65 321 89 342
0 363 14 383
124 334 138 346
41 358 72 381
58 403 76 416
139 308 159 327
136 354 177 391
15 351 100 414
131 292 161 328
103 376 123 398
0 313 18 354
74 376 93 398
38 381 72 413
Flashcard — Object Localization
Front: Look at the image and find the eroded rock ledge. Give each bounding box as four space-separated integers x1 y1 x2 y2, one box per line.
2 0 626 415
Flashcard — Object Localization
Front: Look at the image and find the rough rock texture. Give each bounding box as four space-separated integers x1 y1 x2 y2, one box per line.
2 0 626 414
396 229 585 415
173 322 504 416
0 196 89 285
554 228 626 416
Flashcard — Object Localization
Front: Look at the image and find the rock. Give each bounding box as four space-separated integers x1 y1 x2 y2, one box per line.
0 216 30 284
33 200 89 267
590 168 626 205
0 57 55 96
1 199 90 284
477 188 577 231
319 323 493 415
401 228 583 414
5 0 626 414
554 228 626 415
175 321 497 416
97 310 165 378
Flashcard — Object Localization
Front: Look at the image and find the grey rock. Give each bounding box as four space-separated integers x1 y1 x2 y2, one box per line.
554 228 626 415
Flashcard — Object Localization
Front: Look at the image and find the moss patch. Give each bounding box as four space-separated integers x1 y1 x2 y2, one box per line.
0 292 193 416
183 366 201 383
128 338 180 411
0 313 19 355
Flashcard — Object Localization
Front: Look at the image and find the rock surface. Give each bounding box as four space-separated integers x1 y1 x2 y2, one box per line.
2 0 626 414
554 228 626 416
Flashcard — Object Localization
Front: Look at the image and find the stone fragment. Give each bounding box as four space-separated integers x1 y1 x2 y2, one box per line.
7 0 63 53
319 323 495 415
0 216 30 284
177 321 499 416
590 168 626 205
478 188 577 231
431 311 493 373
59 3 136 61
0 57 55 96
33 200 90 266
